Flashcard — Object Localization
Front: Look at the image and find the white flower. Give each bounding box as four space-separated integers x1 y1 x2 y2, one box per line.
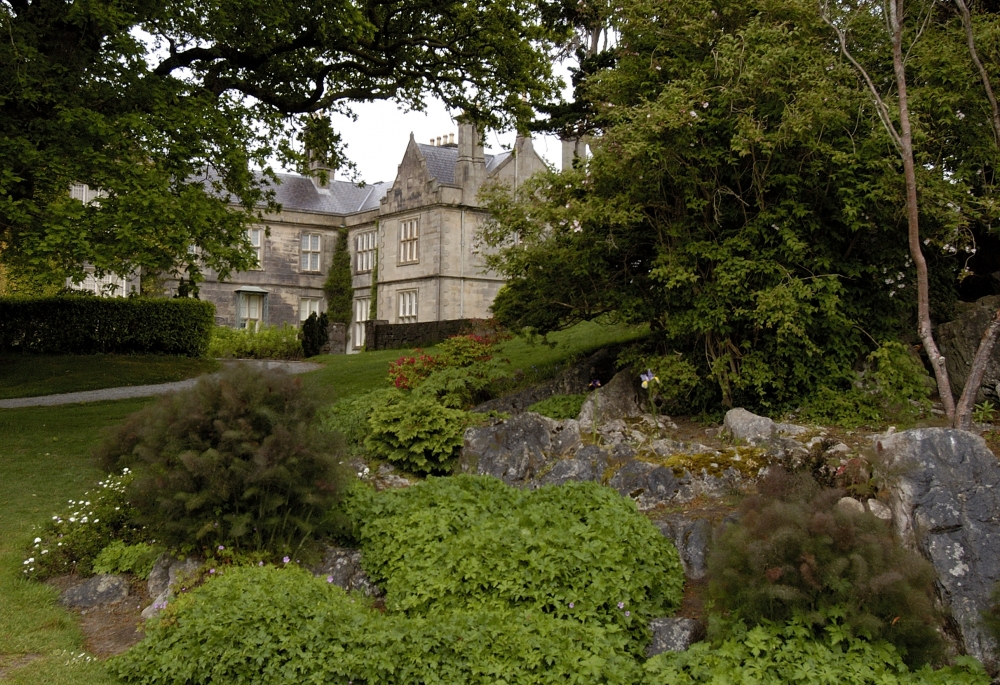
956 110 965 120
34 537 41 543
41 550 48 554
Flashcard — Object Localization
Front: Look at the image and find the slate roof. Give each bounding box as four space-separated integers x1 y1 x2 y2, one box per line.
416 144 503 185
262 173 390 215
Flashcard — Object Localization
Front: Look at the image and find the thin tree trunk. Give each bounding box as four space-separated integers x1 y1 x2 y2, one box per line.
890 0 957 422
951 0 1000 429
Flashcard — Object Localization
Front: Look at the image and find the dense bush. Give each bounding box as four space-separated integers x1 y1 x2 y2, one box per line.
707 468 943 666
0 296 214 355
110 565 644 685
300 312 329 357
320 388 404 456
94 366 348 554
23 469 146 579
323 227 352 325
642 609 988 685
350 475 685 652
92 541 164 579
363 394 475 474
527 393 587 419
206 324 303 359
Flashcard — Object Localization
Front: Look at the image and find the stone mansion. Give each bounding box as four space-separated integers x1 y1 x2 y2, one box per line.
173 122 548 351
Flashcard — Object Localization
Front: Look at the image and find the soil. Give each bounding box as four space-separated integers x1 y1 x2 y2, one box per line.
46 574 151 658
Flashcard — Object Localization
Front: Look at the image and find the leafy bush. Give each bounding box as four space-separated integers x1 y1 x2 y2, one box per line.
387 349 442 389
617 348 701 413
320 388 404 455
94 365 348 554
642 609 987 685
412 359 513 408
110 565 644 685
206 324 303 359
300 312 329 357
23 469 146 579
350 475 685 652
707 468 943 666
387 333 510 394
323 227 352 325
92 541 164 579
0 296 214 355
363 394 474 474
527 393 587 419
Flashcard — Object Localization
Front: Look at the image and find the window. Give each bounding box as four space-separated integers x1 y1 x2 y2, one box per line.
248 228 264 269
353 297 370 348
301 234 321 272
397 289 417 323
399 219 418 264
239 293 265 330
299 297 321 322
356 231 376 273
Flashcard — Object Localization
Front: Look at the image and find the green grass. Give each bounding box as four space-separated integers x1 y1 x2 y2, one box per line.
0 398 155 684
0 355 219 400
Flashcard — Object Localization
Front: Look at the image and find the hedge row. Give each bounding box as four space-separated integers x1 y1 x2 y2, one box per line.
0 296 215 356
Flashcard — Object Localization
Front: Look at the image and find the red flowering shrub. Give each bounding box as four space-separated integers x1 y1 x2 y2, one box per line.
387 330 510 390
388 350 442 390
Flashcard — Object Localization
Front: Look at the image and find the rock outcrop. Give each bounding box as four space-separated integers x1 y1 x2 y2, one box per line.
460 412 580 486
59 574 129 608
311 545 379 596
877 428 1000 671
937 295 1000 403
647 617 703 656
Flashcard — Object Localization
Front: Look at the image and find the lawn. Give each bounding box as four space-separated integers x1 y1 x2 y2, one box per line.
0 355 219 400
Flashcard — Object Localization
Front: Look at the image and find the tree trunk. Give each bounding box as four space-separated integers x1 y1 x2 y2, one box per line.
890 0 956 422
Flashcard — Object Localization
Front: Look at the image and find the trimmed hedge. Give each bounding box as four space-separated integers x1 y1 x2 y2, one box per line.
0 296 214 356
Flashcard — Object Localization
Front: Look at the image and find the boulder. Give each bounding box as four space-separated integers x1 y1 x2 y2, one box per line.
723 408 777 444
533 444 609 488
577 370 643 429
460 412 578 486
312 546 379 596
647 617 702 656
836 496 865 515
59 574 129 608
937 295 1000 403
877 428 1000 670
654 515 712 580
144 555 201 618
867 499 892 521
609 460 679 510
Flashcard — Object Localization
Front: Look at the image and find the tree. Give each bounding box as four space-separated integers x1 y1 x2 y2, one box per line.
482 0 994 411
324 227 352 325
1 0 569 287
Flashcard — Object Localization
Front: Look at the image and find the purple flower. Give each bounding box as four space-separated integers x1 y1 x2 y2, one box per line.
327 575 334 584
218 545 225 551
209 568 215 574
283 556 290 564
617 602 625 609
569 602 575 609
589 379 602 389
640 369 654 383
625 611 630 617
258 561 264 566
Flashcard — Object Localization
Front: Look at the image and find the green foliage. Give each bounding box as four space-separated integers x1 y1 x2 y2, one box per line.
110 565 644 685
363 394 474 474
22 469 146 580
206 324 303 360
972 401 997 425
618 348 701 413
300 312 329 357
350 475 685 652
92 541 164 579
0 296 214 356
320 388 405 455
707 468 943 666
94 365 348 553
642 609 988 685
323 228 353 325
799 342 933 427
527 393 588 419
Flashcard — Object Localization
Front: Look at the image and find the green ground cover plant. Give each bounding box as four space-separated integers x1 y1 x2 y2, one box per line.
206 324 302 360
527 393 587 419
0 354 218 400
363 394 476 474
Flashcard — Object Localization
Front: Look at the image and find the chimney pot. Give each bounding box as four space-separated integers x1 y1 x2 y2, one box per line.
449 133 455 145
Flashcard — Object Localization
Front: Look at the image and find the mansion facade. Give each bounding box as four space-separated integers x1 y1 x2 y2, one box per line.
175 122 548 351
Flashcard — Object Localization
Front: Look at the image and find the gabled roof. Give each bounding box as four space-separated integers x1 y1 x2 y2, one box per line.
261 172 390 215
415 144 505 186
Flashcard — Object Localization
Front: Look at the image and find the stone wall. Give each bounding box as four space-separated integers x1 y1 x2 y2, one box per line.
363 318 490 351
323 322 346 354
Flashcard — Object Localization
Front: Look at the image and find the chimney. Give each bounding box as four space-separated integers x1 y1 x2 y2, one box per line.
561 137 588 171
455 118 486 204
449 133 455 145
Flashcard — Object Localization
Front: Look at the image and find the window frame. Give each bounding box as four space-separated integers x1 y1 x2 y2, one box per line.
397 289 417 323
355 231 376 274
398 218 419 265
299 297 321 323
353 297 370 348
300 233 322 272
248 228 264 270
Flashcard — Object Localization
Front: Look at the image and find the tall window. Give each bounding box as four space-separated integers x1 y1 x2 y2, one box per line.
354 297 370 348
397 289 417 323
240 293 264 330
399 219 418 264
248 228 264 269
299 297 321 322
301 234 321 272
356 231 375 273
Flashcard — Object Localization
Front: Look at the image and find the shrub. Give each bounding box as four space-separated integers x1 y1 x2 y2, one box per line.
642 609 988 685
110 565 644 685
94 365 348 554
92 541 164 579
706 468 943 666
350 475 685 653
0 296 214 355
320 388 405 455
300 312 329 357
387 349 442 389
323 227 352 325
527 393 587 419
23 469 146 579
363 394 474 474
617 348 701 413
206 324 303 359
412 359 513 408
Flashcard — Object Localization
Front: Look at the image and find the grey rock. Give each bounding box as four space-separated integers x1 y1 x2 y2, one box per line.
146 553 172 599
675 468 743 502
578 370 643 429
836 496 865 515
534 445 608 487
461 412 575 485
647 617 702 656
141 589 170 620
59 574 129 608
650 439 717 458
827 442 851 455
143 555 202 618
867 499 892 521
655 515 712 580
609 460 679 510
311 546 380 596
878 428 1000 670
937 295 1000 403
724 408 777 444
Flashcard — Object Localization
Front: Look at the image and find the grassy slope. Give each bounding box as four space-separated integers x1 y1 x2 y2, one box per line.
0 399 154 684
0 356 219 400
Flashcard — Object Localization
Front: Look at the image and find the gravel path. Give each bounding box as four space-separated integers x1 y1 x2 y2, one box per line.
0 360 324 409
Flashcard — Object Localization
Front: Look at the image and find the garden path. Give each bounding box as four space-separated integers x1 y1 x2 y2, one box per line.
0 360 323 408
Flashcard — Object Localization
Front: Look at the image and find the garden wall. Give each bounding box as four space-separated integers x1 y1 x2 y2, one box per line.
363 318 491 351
